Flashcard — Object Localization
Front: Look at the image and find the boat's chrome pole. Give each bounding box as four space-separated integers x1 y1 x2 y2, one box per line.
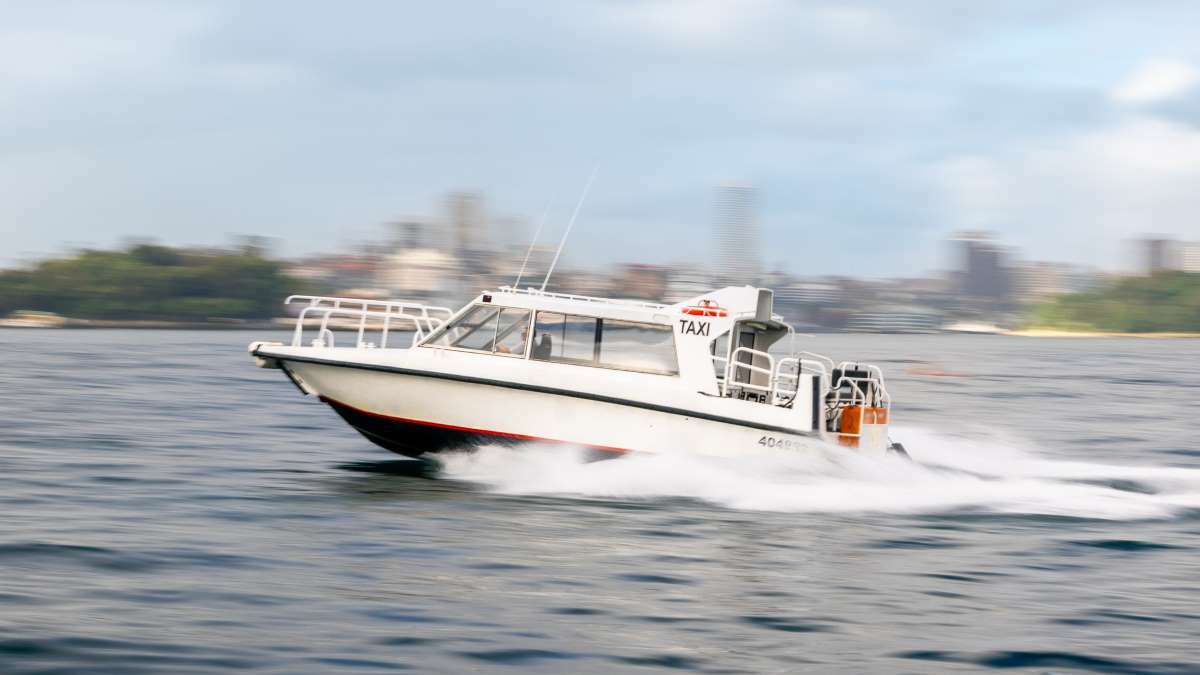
542 164 598 291
514 199 553 289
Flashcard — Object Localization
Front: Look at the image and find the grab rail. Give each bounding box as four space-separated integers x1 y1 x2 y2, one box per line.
773 357 829 407
285 295 452 349
721 347 776 401
713 347 838 407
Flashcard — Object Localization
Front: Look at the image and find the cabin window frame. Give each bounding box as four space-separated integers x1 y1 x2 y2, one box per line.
530 311 679 376
421 304 534 358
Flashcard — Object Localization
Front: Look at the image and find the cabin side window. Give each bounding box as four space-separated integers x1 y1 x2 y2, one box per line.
598 320 676 374
428 305 531 355
530 312 597 364
531 312 678 375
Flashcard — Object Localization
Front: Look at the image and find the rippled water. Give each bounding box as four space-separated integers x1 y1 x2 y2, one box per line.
2 330 1199 673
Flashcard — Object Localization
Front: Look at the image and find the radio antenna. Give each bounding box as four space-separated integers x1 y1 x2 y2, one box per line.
513 200 552 289
541 165 597 292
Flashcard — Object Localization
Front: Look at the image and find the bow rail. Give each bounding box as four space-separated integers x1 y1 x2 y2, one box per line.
285 295 453 349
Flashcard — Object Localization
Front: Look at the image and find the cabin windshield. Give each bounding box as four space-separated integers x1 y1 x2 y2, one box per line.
426 305 532 355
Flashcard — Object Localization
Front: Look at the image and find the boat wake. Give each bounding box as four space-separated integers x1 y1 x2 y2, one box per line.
437 428 1200 520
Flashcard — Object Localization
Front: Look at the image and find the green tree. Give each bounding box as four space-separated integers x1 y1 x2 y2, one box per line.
1028 272 1200 332
0 243 314 321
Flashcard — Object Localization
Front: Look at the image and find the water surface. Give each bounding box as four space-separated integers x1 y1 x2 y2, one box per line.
2 330 1199 673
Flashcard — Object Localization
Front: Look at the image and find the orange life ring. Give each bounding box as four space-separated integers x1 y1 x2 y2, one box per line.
681 300 728 317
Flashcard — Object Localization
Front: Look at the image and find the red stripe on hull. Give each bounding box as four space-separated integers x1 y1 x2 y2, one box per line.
319 395 632 455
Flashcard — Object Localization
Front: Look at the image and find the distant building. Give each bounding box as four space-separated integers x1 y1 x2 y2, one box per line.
1015 261 1066 304
616 263 670 301
1016 261 1104 303
556 270 614 298
289 254 381 291
953 231 1012 305
664 269 716 303
377 248 458 300
846 306 941 333
1182 242 1200 273
713 184 761 285
777 281 842 306
499 244 555 289
389 220 430 250
1141 237 1180 274
447 191 486 257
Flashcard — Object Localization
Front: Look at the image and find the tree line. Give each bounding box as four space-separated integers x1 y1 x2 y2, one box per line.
0 244 310 321
1029 271 1200 332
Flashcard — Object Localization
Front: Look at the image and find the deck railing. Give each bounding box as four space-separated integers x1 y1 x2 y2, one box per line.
714 347 838 407
712 347 891 439
286 295 453 349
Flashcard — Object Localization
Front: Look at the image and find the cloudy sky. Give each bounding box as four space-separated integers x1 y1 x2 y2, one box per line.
3 1 1200 276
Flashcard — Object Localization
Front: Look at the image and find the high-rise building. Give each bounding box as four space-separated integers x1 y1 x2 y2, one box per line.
446 192 485 256
952 231 1012 304
713 184 761 285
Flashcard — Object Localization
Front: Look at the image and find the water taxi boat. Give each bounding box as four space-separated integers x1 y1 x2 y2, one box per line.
249 286 903 459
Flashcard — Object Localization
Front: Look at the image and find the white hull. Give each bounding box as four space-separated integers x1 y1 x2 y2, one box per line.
279 355 840 459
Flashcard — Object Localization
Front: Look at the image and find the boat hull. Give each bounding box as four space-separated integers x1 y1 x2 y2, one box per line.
277 357 834 460
321 395 624 459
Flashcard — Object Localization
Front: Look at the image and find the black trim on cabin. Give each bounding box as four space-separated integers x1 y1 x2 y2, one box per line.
254 348 816 438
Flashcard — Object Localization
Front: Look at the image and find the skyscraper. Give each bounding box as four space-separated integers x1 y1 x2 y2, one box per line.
952 231 1012 304
446 191 485 256
713 184 761 284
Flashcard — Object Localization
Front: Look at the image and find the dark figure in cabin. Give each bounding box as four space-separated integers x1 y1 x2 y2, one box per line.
532 333 553 360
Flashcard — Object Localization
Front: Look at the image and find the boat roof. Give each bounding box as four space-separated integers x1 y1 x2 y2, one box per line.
484 285 786 328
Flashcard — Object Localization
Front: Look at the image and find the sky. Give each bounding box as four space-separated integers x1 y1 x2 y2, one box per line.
3 0 1200 277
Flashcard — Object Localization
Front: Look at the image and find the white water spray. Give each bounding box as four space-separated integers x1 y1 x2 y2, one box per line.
438 428 1200 520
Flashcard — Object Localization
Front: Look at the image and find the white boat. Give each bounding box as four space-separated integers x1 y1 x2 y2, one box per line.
0 310 68 328
249 286 904 460
942 320 1004 335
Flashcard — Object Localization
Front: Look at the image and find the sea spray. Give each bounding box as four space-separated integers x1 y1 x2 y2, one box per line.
438 427 1200 520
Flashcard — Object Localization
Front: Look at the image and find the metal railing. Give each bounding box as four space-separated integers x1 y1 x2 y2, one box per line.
826 363 892 440
722 347 776 402
713 346 891 429
285 295 453 349
773 355 830 407
714 347 843 408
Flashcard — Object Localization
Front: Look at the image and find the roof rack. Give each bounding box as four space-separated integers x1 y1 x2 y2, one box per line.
493 286 669 310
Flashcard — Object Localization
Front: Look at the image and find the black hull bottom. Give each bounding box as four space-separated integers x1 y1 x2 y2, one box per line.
321 396 627 460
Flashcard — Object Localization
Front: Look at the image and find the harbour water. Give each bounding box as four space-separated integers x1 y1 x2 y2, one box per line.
2 330 1199 673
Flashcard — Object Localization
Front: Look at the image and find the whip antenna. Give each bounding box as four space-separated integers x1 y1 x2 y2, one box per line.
513 200 553 289
541 165 597 292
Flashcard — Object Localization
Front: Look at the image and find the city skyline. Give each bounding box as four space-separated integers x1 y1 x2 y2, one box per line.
4 183 1192 283
5 2 1200 276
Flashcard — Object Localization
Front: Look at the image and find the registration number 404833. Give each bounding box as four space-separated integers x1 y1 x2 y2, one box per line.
758 436 800 450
